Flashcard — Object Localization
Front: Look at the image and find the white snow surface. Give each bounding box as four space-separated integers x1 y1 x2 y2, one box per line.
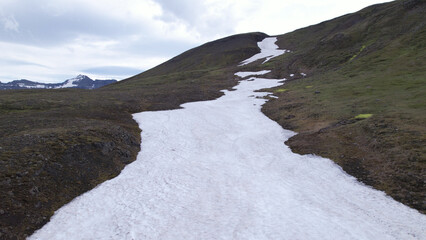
26 84 46 89
55 75 86 88
55 80 77 88
17 83 46 89
239 37 286 66
30 76 426 240
29 39 426 240
235 70 271 78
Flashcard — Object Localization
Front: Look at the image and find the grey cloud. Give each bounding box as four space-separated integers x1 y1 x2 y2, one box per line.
82 66 143 76
0 1 146 47
1 15 20 32
0 72 72 83
0 58 49 68
153 0 236 38
154 0 203 23
115 37 196 58
0 0 233 50
0 74 20 82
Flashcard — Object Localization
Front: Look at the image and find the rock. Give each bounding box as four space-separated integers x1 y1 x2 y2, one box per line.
29 186 39 195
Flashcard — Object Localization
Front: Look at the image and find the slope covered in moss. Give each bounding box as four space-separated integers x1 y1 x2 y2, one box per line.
258 0 425 212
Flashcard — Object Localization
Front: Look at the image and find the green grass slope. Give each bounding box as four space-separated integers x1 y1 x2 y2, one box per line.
259 0 425 212
0 32 266 239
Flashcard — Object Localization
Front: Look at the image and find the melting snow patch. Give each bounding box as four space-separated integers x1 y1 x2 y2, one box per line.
290 73 295 77
234 70 271 78
239 37 287 66
26 85 46 89
301 73 307 77
56 80 77 89
30 76 426 240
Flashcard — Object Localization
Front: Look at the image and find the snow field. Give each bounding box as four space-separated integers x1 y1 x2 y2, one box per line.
239 37 287 66
234 70 271 78
29 37 426 240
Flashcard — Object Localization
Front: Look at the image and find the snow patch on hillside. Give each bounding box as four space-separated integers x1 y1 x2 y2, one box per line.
235 70 271 78
30 75 426 240
56 80 77 88
26 84 46 89
239 37 287 66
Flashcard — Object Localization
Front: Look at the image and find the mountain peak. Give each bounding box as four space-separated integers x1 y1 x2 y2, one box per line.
76 74 89 79
0 75 117 90
68 74 91 82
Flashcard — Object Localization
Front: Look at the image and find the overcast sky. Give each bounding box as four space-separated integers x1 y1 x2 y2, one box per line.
0 0 390 83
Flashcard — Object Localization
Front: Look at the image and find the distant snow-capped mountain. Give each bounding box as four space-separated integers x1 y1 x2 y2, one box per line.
0 75 117 90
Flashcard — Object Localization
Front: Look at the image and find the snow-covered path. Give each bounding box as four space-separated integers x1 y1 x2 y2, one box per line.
30 38 425 240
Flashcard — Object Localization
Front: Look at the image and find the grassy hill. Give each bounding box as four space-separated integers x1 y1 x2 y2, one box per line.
1 0 425 238
259 0 425 212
